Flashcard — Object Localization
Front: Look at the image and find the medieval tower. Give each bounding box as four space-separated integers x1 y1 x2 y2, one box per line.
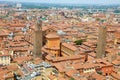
97 20 107 58
33 18 42 58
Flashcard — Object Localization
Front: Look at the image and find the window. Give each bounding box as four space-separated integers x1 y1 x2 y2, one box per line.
4 56 6 60
1 57 4 61
55 54 57 57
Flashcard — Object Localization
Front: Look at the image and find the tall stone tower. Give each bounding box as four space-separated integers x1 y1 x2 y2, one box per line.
97 20 107 58
33 18 42 58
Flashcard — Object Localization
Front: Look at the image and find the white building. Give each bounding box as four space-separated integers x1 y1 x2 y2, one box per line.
16 3 22 9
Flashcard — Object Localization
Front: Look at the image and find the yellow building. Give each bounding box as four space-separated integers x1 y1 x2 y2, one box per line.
0 51 11 65
44 34 60 57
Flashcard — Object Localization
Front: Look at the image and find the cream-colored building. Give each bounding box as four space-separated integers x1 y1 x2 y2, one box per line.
83 68 96 73
0 51 11 65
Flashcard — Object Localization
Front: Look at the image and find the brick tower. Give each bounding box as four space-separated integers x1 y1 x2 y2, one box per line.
33 18 42 58
97 20 107 58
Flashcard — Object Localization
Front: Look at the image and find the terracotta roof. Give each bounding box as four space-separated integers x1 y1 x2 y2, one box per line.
91 72 106 80
0 70 13 80
13 56 32 64
66 69 79 78
112 56 120 65
53 55 84 62
46 34 59 39
0 29 9 36
62 43 78 51
7 63 18 71
9 24 25 27
54 62 65 72
48 75 56 80
111 73 120 80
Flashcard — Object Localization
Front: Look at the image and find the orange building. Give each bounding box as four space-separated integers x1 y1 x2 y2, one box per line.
43 34 60 57
42 26 57 45
100 65 113 76
114 31 120 44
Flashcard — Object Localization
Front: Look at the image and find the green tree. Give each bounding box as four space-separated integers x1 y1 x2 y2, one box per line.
97 71 102 75
114 10 120 13
118 52 120 56
74 39 83 45
96 18 100 21
70 78 75 80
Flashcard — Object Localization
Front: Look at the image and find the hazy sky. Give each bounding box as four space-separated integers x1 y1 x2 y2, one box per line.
1 0 120 4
